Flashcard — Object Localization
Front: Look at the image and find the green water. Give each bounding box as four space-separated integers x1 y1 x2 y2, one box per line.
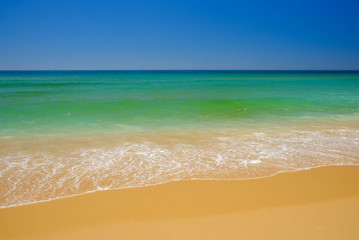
1 71 359 136
2 70 359 208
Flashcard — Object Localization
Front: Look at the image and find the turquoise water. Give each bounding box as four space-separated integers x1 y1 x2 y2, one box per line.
1 70 359 136
1 71 359 208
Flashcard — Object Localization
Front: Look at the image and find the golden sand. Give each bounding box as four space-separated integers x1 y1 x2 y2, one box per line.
1 165 359 240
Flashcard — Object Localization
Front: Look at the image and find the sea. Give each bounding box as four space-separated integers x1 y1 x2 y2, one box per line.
1 70 359 208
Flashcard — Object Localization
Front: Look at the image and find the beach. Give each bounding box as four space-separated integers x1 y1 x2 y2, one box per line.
1 71 359 238
1 165 359 239
2 0 359 237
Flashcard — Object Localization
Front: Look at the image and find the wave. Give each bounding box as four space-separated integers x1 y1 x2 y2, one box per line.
1 128 359 208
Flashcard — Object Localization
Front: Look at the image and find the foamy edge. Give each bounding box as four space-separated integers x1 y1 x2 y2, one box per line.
1 163 358 209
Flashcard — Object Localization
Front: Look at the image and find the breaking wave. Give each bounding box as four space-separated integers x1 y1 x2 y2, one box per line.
1 128 359 208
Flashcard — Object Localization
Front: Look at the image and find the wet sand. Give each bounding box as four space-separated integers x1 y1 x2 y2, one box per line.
1 165 359 239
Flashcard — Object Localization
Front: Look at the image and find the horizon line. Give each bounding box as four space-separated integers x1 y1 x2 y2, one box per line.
1 69 359 71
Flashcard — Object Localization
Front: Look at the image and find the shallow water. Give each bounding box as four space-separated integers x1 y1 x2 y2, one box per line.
1 71 359 207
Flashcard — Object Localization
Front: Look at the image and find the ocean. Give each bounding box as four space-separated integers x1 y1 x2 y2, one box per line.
1 70 359 208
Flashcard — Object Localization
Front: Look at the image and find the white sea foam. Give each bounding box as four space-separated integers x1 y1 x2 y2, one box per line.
1 128 359 208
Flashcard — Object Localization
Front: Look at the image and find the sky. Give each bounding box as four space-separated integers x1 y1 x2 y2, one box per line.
0 0 359 70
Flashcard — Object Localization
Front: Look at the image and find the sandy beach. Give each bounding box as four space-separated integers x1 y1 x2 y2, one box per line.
2 0 359 238
1 165 359 240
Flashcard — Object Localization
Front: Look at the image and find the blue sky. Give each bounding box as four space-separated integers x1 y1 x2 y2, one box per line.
0 0 359 70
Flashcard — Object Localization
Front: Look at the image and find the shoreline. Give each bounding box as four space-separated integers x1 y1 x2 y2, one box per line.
1 165 359 239
2 126 359 208
1 163 357 210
